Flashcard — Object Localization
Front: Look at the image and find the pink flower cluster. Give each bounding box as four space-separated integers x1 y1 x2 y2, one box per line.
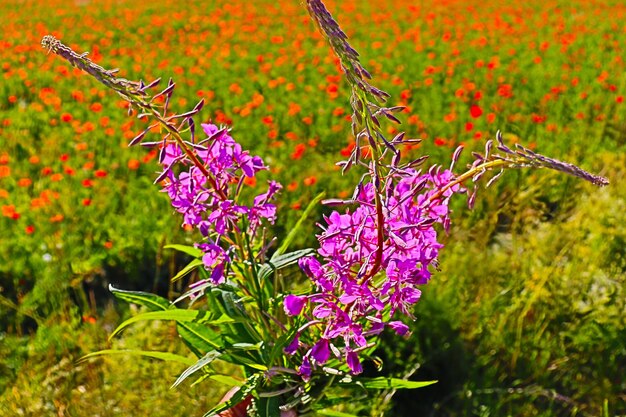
284 167 463 379
160 123 281 285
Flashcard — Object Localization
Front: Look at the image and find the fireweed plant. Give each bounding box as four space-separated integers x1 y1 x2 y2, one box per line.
41 1 608 416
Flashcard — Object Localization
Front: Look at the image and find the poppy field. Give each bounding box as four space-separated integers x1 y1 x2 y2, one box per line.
1 0 625 415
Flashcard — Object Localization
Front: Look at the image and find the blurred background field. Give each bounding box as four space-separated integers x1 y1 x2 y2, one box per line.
0 0 624 415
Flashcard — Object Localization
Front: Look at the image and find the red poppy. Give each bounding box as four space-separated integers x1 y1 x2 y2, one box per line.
127 159 140 170
470 105 483 118
291 143 306 160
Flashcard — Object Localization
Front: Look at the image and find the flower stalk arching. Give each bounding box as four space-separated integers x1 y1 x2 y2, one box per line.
41 35 228 200
304 1 402 282
427 131 609 205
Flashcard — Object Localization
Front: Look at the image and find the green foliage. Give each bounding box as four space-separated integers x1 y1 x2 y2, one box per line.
377 153 626 416
0 305 226 416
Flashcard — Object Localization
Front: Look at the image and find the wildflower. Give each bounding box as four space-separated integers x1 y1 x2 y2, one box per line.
127 159 140 170
291 143 306 160
284 295 307 316
157 124 281 284
289 167 464 377
470 105 483 118
50 214 64 222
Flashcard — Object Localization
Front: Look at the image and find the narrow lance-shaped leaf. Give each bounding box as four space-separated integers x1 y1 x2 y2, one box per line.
171 350 222 388
164 244 204 258
340 376 437 390
177 321 224 355
79 349 195 366
258 248 317 282
109 285 171 311
110 309 235 339
191 373 244 388
170 258 204 282
256 396 281 417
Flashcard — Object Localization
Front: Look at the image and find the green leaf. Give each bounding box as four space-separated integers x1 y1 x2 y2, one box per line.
171 258 204 282
190 373 245 388
316 410 360 417
258 248 316 282
311 396 357 410
219 354 268 371
202 373 261 417
269 248 317 267
172 350 222 388
274 191 325 256
177 321 224 354
345 377 437 390
208 374 245 387
164 244 204 258
216 290 260 345
229 342 262 351
110 309 235 339
109 285 171 311
256 396 281 417
79 349 195 366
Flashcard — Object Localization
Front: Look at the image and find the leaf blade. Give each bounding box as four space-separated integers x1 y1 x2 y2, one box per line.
350 377 438 390
109 285 170 311
164 244 204 257
110 309 235 339
171 350 222 388
79 349 195 366
171 258 204 282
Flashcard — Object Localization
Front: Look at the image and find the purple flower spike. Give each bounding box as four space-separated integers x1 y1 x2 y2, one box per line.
294 165 464 376
284 294 308 316
154 123 281 289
